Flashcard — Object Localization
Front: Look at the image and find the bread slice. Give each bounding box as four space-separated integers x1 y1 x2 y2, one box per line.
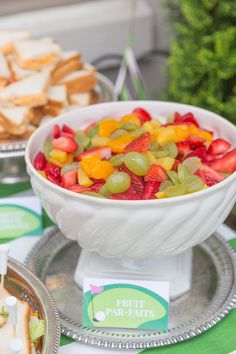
0 52 11 88
0 125 10 139
61 69 96 95
0 287 31 354
48 85 68 108
51 51 82 83
9 59 37 81
39 115 55 126
13 39 61 70
0 71 50 107
0 30 31 55
0 106 33 135
69 91 92 107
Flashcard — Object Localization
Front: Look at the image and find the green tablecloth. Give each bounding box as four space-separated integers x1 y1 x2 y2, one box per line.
1 182 236 354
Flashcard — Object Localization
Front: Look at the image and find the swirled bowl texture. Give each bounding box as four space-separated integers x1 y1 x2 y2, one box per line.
25 101 236 259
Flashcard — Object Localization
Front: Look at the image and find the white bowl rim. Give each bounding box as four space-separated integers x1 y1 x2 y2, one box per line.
25 100 236 206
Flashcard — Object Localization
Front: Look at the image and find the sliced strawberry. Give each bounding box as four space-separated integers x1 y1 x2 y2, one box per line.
45 162 61 185
142 181 160 200
109 186 141 200
208 138 231 155
119 165 144 194
196 165 224 187
91 182 105 193
133 107 152 124
62 124 76 136
124 133 150 153
174 112 199 127
77 147 112 161
69 184 89 193
208 148 236 174
176 141 191 157
52 136 78 153
84 121 97 134
34 152 47 170
60 131 76 139
173 158 181 172
144 164 167 182
188 134 204 149
61 169 77 189
185 147 207 163
53 124 60 139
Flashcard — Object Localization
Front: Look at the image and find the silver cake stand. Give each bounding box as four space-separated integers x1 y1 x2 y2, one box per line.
26 227 236 350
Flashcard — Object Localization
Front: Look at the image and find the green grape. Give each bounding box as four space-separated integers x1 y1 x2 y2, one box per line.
61 162 80 175
152 150 169 158
178 164 192 183
87 125 98 138
164 185 187 197
121 122 139 131
129 128 144 138
124 152 150 176
167 170 180 184
76 130 86 138
110 154 125 167
75 135 90 148
110 129 127 140
99 184 110 197
150 141 159 151
182 175 204 193
81 191 105 198
163 142 178 158
43 140 53 161
106 172 131 194
183 157 202 174
73 137 84 156
159 180 173 192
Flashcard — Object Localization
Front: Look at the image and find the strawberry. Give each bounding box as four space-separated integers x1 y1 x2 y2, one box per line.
68 184 89 193
61 169 77 189
33 152 47 170
185 147 207 162
84 121 97 134
174 112 199 127
91 182 105 193
208 138 231 155
173 158 181 172
176 141 191 156
119 165 144 194
53 124 60 139
187 134 204 149
45 162 61 185
62 124 76 136
133 107 152 124
208 148 236 174
52 136 78 153
110 186 141 200
142 181 160 200
124 133 150 153
196 165 224 187
60 132 76 139
144 164 167 182
77 147 112 161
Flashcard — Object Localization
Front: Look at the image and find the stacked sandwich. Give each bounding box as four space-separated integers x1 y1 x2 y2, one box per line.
0 30 98 141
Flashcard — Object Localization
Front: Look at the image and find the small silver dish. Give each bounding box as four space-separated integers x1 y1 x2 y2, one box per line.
5 257 61 353
0 72 115 184
26 227 236 350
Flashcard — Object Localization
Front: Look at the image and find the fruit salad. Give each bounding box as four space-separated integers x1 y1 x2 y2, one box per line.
33 108 236 200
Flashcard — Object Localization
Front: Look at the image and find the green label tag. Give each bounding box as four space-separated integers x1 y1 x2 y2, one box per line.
83 278 169 330
0 203 42 241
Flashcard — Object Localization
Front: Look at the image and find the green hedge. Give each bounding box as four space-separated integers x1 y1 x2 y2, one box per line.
165 0 236 125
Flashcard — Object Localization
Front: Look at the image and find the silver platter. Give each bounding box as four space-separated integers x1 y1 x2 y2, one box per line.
26 227 236 350
6 257 61 353
0 72 115 184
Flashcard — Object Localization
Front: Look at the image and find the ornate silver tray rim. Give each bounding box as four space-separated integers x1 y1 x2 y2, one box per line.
25 227 236 350
0 72 115 157
8 257 61 353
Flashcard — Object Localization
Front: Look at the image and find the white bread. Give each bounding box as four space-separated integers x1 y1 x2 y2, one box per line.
13 39 61 69
69 91 92 107
48 85 68 107
0 71 50 107
61 69 96 94
0 52 11 80
0 30 31 55
9 59 37 81
0 106 33 135
0 287 31 354
39 115 54 126
51 50 82 83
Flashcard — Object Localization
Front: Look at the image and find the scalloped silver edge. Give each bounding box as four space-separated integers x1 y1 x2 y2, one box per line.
25 227 236 350
10 257 61 353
